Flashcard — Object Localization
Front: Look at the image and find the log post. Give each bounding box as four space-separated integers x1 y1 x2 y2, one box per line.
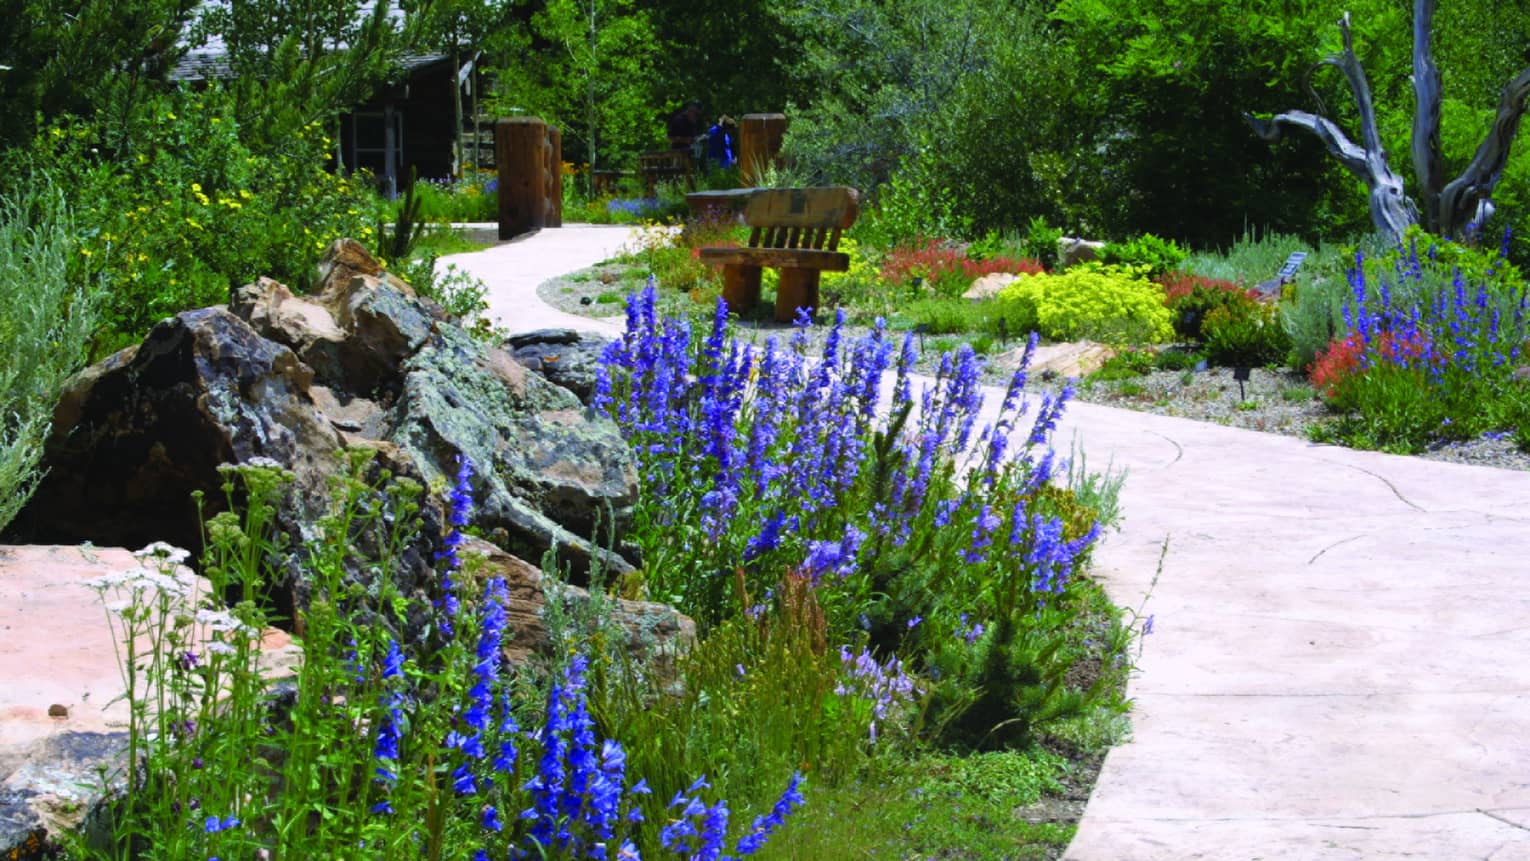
720 265 763 314
774 269 819 323
496 116 554 239
545 124 563 228
738 113 787 187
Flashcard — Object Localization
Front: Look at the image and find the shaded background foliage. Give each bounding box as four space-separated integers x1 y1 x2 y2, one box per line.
4 0 1530 288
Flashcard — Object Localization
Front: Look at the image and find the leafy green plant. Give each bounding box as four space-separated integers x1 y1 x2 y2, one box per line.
1201 297 1291 367
1021 216 1064 271
1102 233 1186 278
19 87 385 357
997 264 1174 345
1089 350 1155 382
0 180 104 533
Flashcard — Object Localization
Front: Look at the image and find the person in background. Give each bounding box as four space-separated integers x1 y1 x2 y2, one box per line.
707 115 736 169
667 101 703 152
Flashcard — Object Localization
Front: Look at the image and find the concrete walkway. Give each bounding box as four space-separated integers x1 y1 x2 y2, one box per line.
440 224 640 338
464 227 1530 860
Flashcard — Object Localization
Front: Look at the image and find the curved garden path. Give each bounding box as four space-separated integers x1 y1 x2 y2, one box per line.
450 226 1530 860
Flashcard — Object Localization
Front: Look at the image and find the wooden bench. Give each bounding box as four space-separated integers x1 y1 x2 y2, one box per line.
698 186 860 322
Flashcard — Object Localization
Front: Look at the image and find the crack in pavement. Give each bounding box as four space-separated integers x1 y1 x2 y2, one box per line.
1308 533 1366 565
1145 430 1184 465
1330 461 1428 512
1481 809 1530 833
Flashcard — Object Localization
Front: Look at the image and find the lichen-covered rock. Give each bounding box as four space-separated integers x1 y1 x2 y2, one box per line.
504 329 614 404
462 537 691 690
10 239 639 592
8 307 344 565
387 317 637 578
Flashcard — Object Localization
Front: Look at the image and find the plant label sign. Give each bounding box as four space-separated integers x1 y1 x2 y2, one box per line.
1277 252 1307 282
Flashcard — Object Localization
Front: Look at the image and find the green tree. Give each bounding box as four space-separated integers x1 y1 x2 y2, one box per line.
404 0 514 174
0 0 197 151
491 0 660 177
646 0 803 119
190 0 410 150
1052 0 1380 245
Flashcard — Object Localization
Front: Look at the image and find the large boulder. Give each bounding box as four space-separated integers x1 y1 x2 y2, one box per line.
7 307 345 568
8 240 641 606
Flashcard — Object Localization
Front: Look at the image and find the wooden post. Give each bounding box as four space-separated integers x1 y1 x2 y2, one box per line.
738 113 787 187
774 269 820 323
545 125 563 228
720 265 763 314
496 116 554 240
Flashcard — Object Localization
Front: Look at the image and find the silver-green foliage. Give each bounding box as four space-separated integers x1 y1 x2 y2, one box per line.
0 183 102 532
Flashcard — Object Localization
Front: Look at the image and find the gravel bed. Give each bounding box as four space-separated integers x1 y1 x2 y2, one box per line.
539 266 1530 473
1073 366 1530 472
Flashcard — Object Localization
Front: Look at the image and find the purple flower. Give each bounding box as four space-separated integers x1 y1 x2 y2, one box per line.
734 773 806 856
202 814 239 834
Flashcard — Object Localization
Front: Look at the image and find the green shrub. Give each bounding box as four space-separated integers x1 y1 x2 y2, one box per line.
1089 350 1155 382
1202 298 1291 367
0 181 103 533
1101 233 1186 278
20 87 384 356
996 264 1174 345
1152 347 1204 371
1154 271 1254 342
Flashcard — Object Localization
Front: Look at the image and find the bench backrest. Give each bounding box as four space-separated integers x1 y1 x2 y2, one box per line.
744 187 860 252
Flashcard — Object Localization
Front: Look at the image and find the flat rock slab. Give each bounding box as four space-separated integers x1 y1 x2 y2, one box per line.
0 545 296 857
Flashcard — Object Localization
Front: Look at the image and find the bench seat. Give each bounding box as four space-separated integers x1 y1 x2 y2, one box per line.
697 247 850 271
698 186 860 322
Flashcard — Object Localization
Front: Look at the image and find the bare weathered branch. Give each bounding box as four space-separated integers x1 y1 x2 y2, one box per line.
1246 109 1417 240
1437 65 1530 237
1328 13 1386 157
1246 110 1367 175
1411 0 1445 230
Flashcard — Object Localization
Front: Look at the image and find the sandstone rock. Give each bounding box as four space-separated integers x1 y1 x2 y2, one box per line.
1058 237 1106 270
505 329 614 404
0 545 296 860
993 340 1117 381
962 272 1020 301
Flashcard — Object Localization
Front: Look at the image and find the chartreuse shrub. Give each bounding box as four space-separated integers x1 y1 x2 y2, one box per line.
0 180 104 534
76 454 807 861
996 264 1174 346
594 284 1133 752
1306 232 1530 454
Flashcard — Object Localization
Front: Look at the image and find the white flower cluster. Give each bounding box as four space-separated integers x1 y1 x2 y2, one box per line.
86 543 202 613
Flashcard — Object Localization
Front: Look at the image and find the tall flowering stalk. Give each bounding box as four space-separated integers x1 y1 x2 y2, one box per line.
1311 232 1529 448
594 283 1105 671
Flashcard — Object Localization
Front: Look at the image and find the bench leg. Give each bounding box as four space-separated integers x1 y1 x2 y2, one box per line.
721 264 762 314
775 268 821 323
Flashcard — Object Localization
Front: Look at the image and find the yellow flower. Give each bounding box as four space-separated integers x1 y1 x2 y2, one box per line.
166 111 177 120
79 247 93 258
